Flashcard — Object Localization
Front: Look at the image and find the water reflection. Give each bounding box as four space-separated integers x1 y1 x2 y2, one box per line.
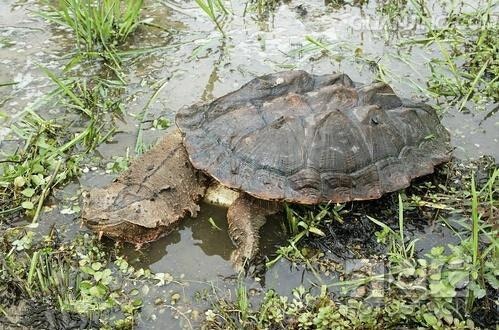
123 203 235 278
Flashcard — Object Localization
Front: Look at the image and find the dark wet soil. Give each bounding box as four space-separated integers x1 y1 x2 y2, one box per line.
1 300 98 330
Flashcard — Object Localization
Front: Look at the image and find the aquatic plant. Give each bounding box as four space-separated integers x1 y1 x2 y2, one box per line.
377 0 409 23
0 231 142 328
290 0 497 112
134 78 169 155
407 0 498 109
38 0 145 65
0 72 123 222
195 0 230 36
245 0 281 17
291 36 395 84
266 203 346 268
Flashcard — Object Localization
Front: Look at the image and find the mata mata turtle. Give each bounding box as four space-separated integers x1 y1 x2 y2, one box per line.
82 70 451 267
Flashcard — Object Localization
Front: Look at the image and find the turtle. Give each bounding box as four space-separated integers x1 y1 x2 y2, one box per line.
82 70 451 268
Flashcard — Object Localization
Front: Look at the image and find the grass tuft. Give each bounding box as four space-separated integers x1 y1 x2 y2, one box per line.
0 71 123 222
195 0 230 36
0 231 142 328
38 0 144 64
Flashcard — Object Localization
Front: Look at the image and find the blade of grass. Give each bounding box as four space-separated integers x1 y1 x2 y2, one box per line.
135 78 168 154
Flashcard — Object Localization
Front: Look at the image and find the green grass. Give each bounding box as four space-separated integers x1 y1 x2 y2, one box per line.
0 231 142 328
377 0 409 23
235 280 250 325
0 6 172 327
0 112 80 220
367 195 419 263
38 0 144 65
405 0 498 109
289 0 497 112
324 0 370 9
0 82 18 88
290 36 397 84
134 78 169 155
266 203 345 268
195 0 230 36
245 0 281 18
0 72 123 222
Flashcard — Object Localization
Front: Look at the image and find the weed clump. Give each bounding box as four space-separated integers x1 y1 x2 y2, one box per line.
415 0 498 108
0 231 143 329
39 0 144 65
0 77 123 222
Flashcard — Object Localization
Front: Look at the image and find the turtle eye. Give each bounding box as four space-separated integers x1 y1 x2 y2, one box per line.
371 116 380 125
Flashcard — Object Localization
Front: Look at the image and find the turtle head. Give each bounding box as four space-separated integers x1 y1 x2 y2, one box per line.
81 183 167 244
81 186 121 233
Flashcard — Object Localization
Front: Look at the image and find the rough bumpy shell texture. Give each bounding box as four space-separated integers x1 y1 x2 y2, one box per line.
176 71 451 204
82 131 207 243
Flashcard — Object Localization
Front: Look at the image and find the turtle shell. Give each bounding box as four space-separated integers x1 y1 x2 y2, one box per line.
176 71 451 204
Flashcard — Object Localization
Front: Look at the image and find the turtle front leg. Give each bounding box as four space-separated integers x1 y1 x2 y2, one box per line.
227 194 280 270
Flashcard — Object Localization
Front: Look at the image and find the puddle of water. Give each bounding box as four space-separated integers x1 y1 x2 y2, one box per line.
0 0 70 128
443 108 499 159
124 203 235 275
1 0 497 328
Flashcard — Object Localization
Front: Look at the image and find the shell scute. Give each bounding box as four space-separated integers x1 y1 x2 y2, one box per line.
176 71 451 204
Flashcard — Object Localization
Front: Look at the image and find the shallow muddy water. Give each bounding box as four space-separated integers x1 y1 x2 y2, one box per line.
1 0 497 328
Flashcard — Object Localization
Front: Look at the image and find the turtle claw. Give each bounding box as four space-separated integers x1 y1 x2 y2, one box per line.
230 250 248 273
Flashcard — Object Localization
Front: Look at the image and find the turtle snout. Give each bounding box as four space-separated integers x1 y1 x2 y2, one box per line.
81 189 111 225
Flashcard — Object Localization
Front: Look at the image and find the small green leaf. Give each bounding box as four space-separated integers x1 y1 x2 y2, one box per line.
297 221 308 229
208 217 222 231
417 258 428 267
447 256 464 265
308 227 325 236
430 246 445 256
81 266 95 275
21 188 36 197
94 271 104 282
31 174 46 186
89 284 106 297
429 272 441 281
314 208 328 221
134 268 145 277
424 134 435 140
21 201 34 209
91 262 103 271
430 281 456 297
14 176 26 188
152 117 170 129
447 270 468 286
472 285 486 299
423 313 438 326
32 163 45 173
484 272 499 289
79 280 93 290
